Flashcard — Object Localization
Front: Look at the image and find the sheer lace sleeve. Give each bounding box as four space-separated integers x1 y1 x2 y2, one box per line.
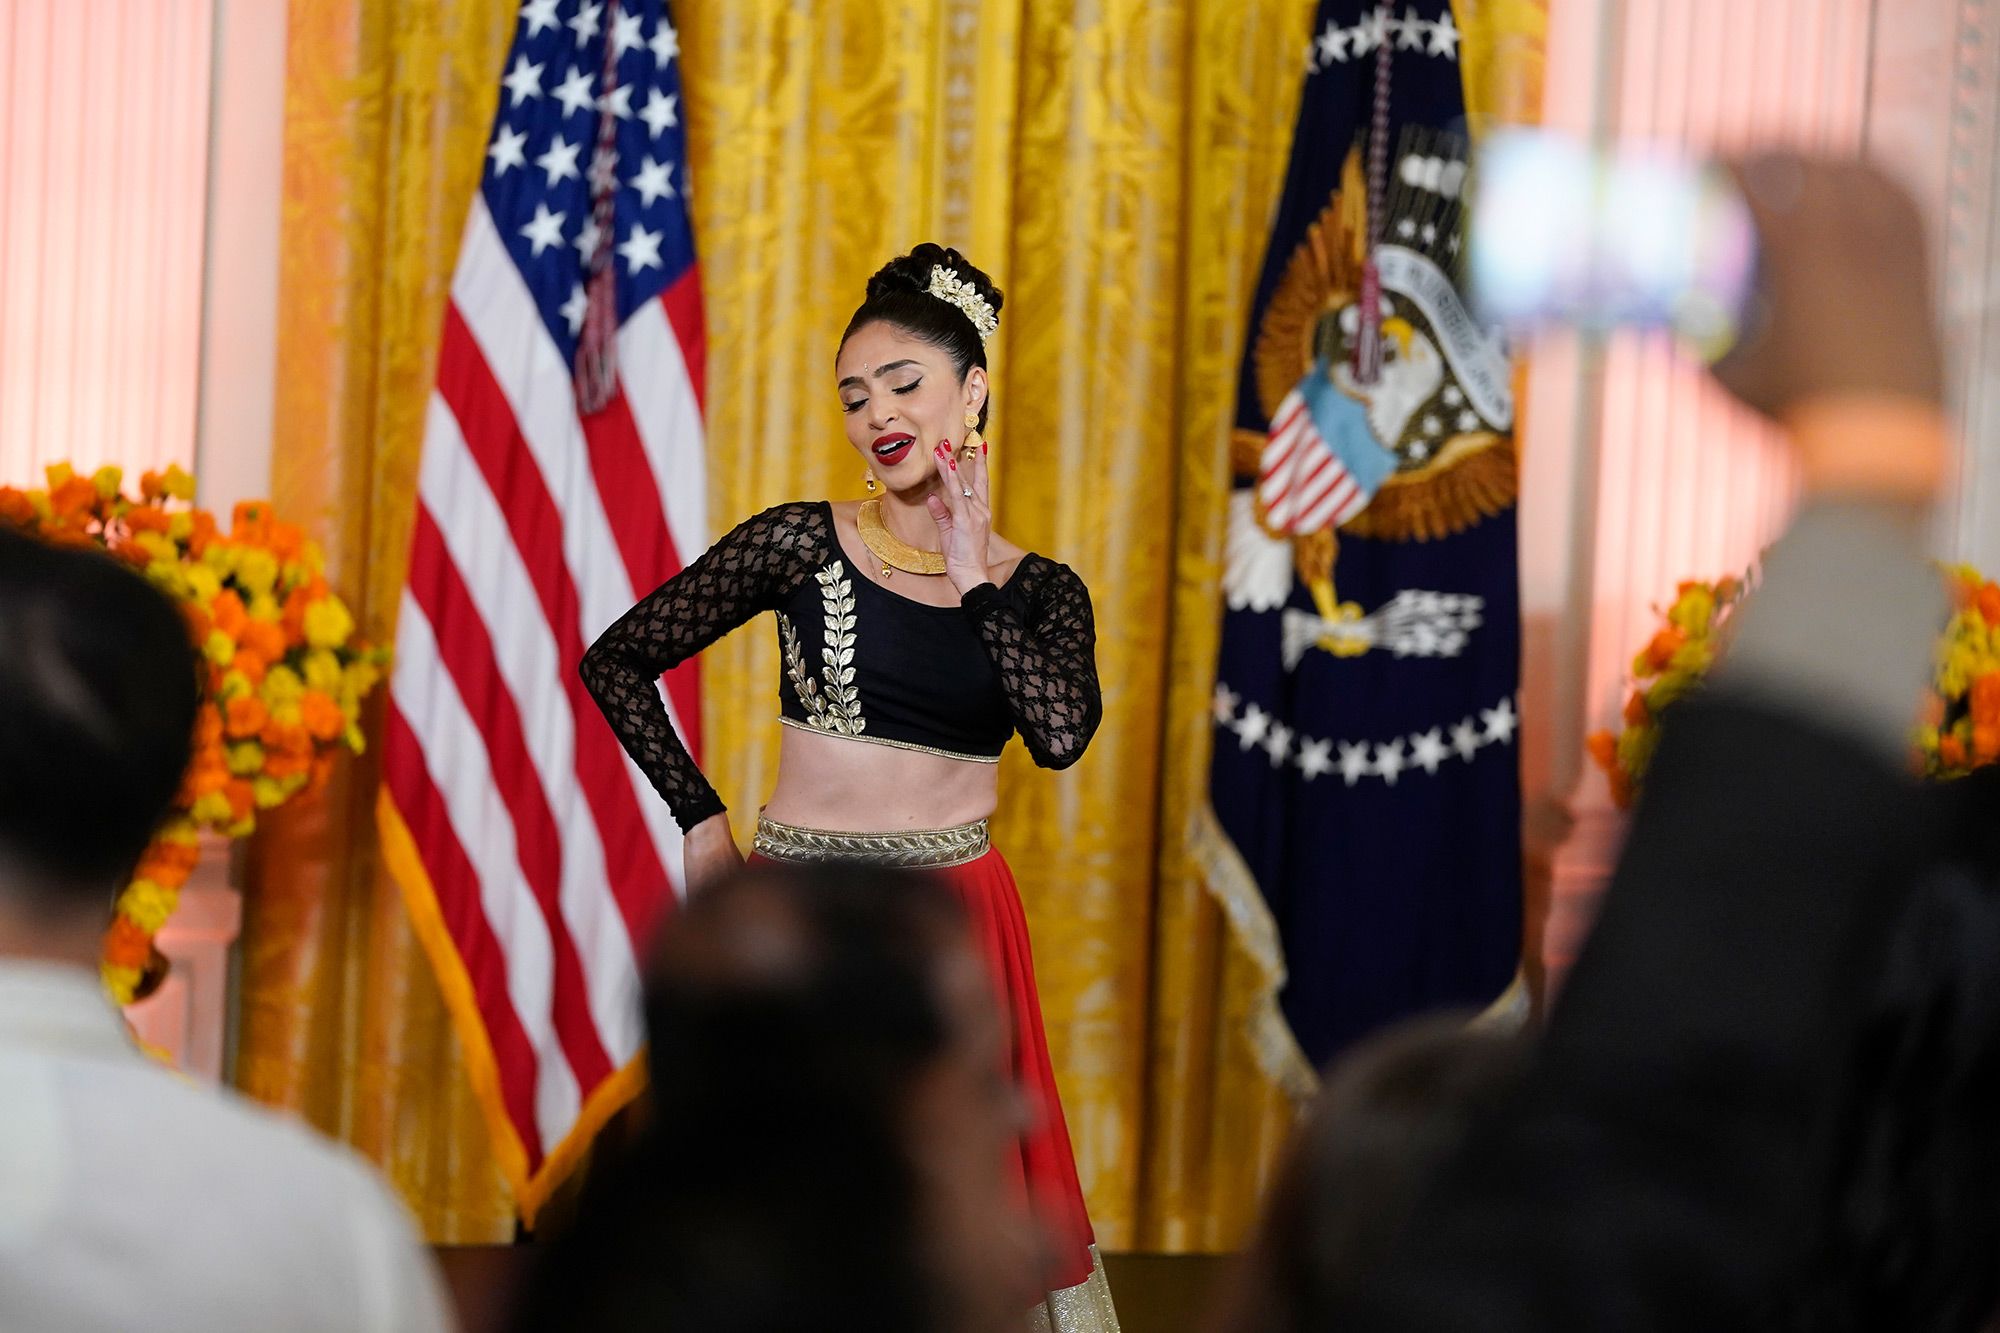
579 502 830 830
960 559 1102 769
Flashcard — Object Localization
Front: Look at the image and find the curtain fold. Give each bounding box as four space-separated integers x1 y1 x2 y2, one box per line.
245 0 1534 1248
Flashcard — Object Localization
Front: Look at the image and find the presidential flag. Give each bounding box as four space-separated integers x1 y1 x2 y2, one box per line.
1203 0 1522 1087
375 0 705 1222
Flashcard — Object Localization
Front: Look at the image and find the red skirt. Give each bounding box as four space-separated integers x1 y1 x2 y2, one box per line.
751 830 1114 1327
936 847 1097 1294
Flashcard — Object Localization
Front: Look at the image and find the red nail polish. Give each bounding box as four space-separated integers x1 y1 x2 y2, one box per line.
949 456 958 471
981 442 988 456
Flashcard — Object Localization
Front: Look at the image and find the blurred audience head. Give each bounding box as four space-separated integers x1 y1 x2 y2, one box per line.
1214 1015 1529 1333
0 527 199 924
511 860 1037 1333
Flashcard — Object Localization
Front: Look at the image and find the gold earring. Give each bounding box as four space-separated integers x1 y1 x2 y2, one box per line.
865 468 878 492
964 408 979 430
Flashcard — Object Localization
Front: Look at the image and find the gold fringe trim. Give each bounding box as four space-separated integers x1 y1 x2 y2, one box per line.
1029 1245 1122 1333
1338 434 1519 543
1189 804 1319 1104
377 789 648 1230
1470 968 1532 1033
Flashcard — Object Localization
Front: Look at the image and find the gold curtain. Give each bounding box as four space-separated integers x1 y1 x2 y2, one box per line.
247 0 1538 1249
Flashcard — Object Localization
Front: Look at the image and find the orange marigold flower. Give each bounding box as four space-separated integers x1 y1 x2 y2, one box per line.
301 690 346 742
223 694 269 739
269 520 305 562
193 703 224 749
187 510 218 557
0 487 35 527
1608 769 1634 811
182 600 212 644
1972 673 2000 728
231 654 269 689
1644 626 1687 672
232 500 273 543
1714 575 1743 603
210 590 248 639
1623 691 1649 727
1980 585 2000 630
108 538 150 568
123 505 171 536
49 475 98 518
1976 721 2000 765
1941 732 1969 769
239 619 286 665
224 778 256 822
104 917 152 968
1586 730 1619 774
139 469 168 501
1920 693 1947 728
264 747 313 781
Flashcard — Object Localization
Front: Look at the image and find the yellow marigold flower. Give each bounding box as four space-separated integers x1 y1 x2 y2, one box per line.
1668 640 1715 675
102 964 143 1006
1668 586 1715 636
184 562 223 604
344 660 382 698
270 701 303 728
344 722 367 756
225 816 256 839
157 817 199 845
303 650 343 694
304 597 356 650
134 530 177 564
203 543 240 578
262 665 305 709
252 777 289 809
119 879 179 933
168 511 194 542
45 463 73 489
190 791 234 826
1645 672 1697 715
227 742 266 776
219 670 256 703
163 463 196 501
204 630 237 669
248 592 281 624
236 548 281 598
146 564 190 600
92 466 123 501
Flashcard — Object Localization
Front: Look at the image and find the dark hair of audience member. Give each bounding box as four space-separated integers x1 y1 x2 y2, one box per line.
0 527 201 909
1778 764 2000 1331
1211 1016 1529 1333
509 861 976 1333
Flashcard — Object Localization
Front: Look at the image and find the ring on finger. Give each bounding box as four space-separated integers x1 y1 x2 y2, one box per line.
961 487 974 498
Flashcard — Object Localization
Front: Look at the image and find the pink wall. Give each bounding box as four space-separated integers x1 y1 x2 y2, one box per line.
0 0 215 485
1528 0 1879 993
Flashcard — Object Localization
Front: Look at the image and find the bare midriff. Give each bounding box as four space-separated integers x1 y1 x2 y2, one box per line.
759 725 1001 832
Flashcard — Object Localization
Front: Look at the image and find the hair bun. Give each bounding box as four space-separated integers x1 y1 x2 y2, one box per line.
864 243 1004 325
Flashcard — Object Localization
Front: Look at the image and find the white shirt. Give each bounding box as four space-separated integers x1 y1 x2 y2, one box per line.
0 961 455 1333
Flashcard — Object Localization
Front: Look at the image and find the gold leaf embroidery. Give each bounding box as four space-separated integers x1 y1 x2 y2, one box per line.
782 563 867 736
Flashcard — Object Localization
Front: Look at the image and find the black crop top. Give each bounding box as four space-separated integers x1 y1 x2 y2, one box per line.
578 501 1101 832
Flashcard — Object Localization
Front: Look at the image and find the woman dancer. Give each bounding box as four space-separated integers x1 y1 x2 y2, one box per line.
580 244 1115 1330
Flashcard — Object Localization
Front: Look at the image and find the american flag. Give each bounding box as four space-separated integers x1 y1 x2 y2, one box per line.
376 0 704 1223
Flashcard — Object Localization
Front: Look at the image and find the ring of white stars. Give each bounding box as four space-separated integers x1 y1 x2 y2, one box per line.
1214 684 1518 786
1308 5 1460 74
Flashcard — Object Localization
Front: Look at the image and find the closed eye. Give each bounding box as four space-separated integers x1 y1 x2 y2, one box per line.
890 379 923 396
841 399 866 414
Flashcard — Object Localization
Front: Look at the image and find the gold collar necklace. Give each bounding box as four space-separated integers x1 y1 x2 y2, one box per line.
857 499 946 576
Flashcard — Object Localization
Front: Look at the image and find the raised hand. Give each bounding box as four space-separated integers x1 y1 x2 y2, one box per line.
926 440 995 595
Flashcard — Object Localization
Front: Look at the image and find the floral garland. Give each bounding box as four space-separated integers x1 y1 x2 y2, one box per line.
1591 565 2000 808
0 464 385 1004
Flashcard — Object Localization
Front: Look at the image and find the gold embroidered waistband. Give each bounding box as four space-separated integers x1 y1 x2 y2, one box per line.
752 815 990 869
